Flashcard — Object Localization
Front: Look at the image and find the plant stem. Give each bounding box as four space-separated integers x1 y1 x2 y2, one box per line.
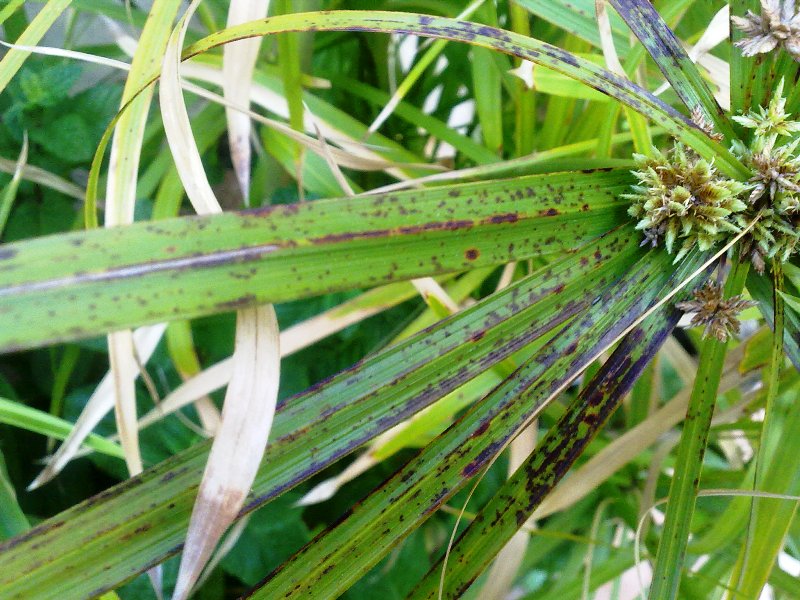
728 260 786 596
648 256 750 600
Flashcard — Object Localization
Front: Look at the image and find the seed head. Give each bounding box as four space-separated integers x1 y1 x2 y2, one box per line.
732 80 800 152
729 81 800 271
691 106 724 142
737 209 800 272
676 282 757 341
732 0 800 60
626 145 748 261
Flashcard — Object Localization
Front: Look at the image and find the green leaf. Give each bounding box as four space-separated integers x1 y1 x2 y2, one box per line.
608 0 735 141
0 397 124 459
471 3 504 155
0 449 29 540
0 230 643 598
410 304 682 598
246 248 704 599
0 169 630 353
648 258 750 600
0 0 73 96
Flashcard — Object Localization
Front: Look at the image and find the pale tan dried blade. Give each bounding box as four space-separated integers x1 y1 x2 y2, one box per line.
183 79 441 173
496 262 517 291
161 5 281 598
180 61 426 180
28 324 166 489
0 39 131 71
688 5 730 61
196 515 251 589
508 60 534 89
411 278 460 312
696 51 730 111
306 101 356 197
100 20 180 582
223 0 269 201
595 0 626 76
138 358 233 431
0 156 84 200
172 305 280 600
160 7 222 217
101 14 138 57
108 331 143 476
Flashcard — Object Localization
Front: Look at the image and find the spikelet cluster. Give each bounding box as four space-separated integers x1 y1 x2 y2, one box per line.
676 282 757 341
628 81 800 273
732 0 800 61
732 81 800 271
625 145 748 261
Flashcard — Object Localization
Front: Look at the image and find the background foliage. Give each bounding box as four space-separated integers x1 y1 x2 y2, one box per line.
1 1 800 599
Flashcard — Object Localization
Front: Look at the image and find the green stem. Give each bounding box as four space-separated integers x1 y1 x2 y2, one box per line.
276 0 306 192
729 260 785 595
648 256 750 600
510 1 535 157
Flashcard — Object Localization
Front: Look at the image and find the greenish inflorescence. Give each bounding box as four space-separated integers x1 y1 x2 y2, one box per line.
625 144 748 261
732 81 800 272
627 81 800 272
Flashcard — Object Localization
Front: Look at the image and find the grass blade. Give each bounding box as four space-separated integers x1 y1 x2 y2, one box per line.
183 11 747 177
172 305 280 599
0 231 641 598
160 3 282 596
608 0 735 140
0 134 27 239
223 0 269 202
246 249 702 599
410 304 681 599
0 0 71 95
0 170 630 352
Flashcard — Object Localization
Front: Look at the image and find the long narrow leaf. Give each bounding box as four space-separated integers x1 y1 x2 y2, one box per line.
223 0 269 201
608 0 735 140
410 304 681 598
0 0 71 94
183 11 747 177
159 3 282 596
0 169 630 353
648 258 750 600
246 249 705 599
0 230 642 598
